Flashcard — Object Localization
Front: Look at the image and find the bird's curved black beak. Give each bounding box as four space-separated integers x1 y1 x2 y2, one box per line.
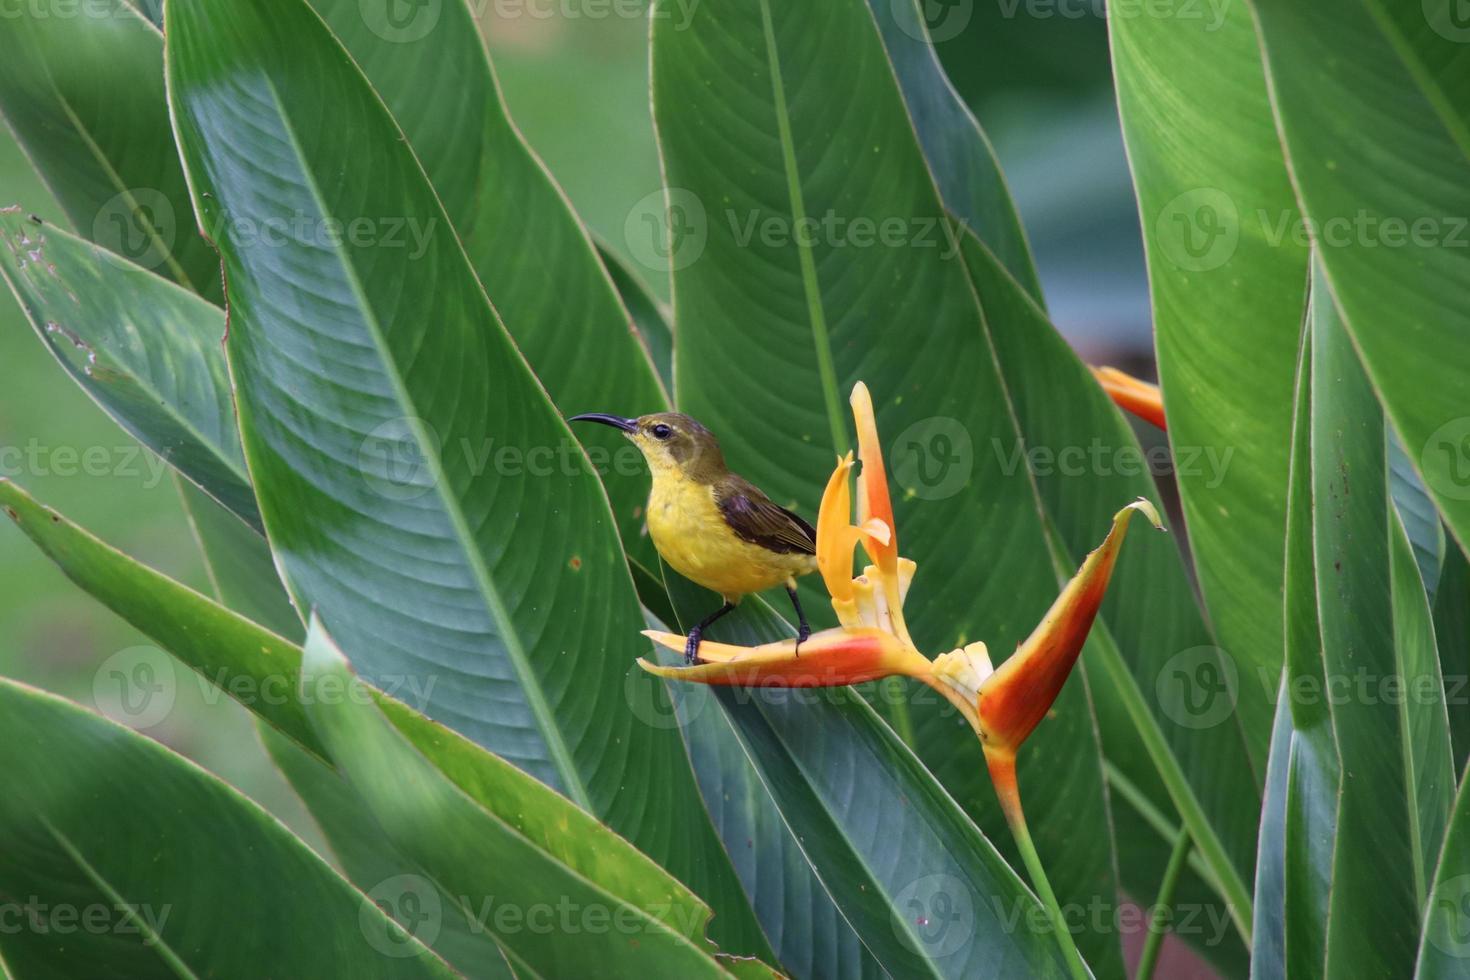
569 413 638 433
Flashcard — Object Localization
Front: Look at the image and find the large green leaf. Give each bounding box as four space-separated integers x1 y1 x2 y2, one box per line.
1305 267 1453 975
1110 0 1306 759
0 7 219 299
0 210 256 529
298 619 764 977
661 575 1072 978
164 0 764 956
0 679 453 978
649 0 1132 973
302 0 668 572
1251 0 1470 555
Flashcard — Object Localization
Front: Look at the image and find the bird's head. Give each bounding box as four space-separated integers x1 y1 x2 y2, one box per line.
569 411 726 481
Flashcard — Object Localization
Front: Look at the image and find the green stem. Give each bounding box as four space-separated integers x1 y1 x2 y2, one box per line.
990 754 1090 980
1136 825 1192 980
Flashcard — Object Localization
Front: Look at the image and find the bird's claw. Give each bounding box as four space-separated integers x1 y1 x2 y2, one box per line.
794 623 811 657
684 629 704 666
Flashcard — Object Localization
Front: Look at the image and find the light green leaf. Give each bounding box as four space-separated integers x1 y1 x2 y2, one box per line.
1251 0 1470 555
299 618 764 978
0 477 320 758
1110 0 1307 767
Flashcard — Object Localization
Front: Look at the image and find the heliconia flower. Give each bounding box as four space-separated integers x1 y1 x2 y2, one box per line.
1091 365 1166 430
963 498 1159 760
848 382 913 646
814 451 890 611
639 626 932 688
639 381 1161 766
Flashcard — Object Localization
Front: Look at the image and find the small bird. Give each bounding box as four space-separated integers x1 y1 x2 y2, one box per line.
570 412 817 664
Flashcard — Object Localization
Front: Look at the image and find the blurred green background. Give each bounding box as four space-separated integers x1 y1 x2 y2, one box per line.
0 0 1149 881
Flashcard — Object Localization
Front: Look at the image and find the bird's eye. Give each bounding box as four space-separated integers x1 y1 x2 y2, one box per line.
651 423 673 440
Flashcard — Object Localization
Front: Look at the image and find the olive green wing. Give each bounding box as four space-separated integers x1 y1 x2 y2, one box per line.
715 476 816 555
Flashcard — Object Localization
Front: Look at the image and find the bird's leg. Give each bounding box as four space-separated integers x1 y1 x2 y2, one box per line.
686 601 736 665
787 585 811 656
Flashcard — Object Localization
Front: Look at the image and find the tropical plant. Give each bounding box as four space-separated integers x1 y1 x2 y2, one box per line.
0 0 1466 977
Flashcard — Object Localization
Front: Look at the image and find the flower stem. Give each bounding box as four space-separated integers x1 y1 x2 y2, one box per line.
1136 825 1192 980
987 752 1090 980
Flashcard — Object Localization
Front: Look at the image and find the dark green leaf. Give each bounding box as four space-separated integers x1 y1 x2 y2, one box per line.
164 0 760 953
1307 264 1452 975
0 210 256 530
598 241 674 393
1435 541 1470 774
650 1 1130 972
304 0 669 573
865 0 1044 301
661 576 1072 978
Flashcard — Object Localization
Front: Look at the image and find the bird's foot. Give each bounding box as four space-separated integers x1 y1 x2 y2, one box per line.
684 628 704 665
794 622 811 657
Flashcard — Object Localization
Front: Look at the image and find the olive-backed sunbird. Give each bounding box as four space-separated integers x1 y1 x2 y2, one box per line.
570 412 816 663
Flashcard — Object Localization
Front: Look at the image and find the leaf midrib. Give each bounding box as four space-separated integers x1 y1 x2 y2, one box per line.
260 76 591 812
43 819 200 980
755 0 848 458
